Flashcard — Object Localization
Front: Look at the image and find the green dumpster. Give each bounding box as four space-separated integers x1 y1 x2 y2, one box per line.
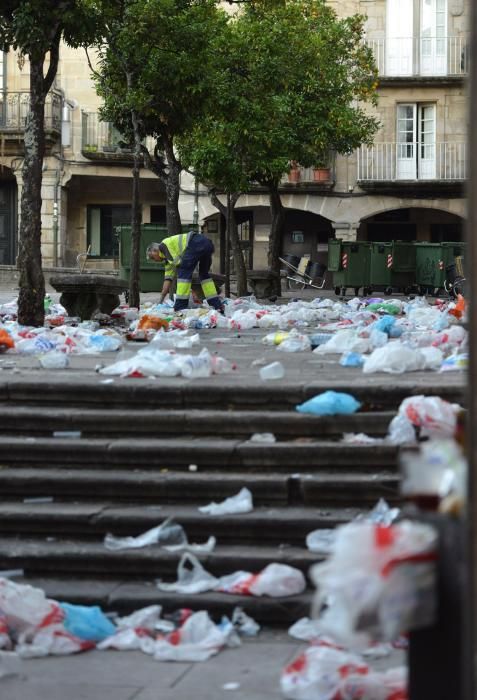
369 241 416 295
118 224 170 293
415 242 465 295
328 239 372 296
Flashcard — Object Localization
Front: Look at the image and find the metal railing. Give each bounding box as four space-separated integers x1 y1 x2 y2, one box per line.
81 111 155 155
357 142 467 181
0 89 62 131
366 36 469 76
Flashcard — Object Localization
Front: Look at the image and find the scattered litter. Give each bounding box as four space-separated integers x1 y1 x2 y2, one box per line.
231 607 260 636
223 682 241 691
296 391 361 416
188 464 198 472
39 352 70 369
309 519 437 648
157 554 306 597
198 487 253 515
259 361 285 380
281 641 407 700
104 518 215 553
305 528 336 554
249 433 276 443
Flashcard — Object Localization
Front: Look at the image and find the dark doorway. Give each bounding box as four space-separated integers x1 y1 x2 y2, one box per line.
0 182 16 265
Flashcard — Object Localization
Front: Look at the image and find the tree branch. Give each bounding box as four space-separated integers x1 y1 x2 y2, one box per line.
43 29 61 94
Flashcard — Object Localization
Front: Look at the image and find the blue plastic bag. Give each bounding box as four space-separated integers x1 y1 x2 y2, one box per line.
59 602 116 642
371 315 396 335
339 352 364 368
296 391 361 416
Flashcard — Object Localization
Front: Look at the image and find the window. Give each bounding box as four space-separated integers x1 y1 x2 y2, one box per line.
0 52 5 90
396 103 436 179
291 231 305 244
87 205 131 257
386 0 448 76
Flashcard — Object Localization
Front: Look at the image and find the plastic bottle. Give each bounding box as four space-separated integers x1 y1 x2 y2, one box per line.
259 361 285 380
180 349 212 378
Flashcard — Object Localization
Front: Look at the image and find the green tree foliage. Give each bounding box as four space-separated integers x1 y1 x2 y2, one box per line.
0 1 98 326
89 0 228 305
179 0 379 295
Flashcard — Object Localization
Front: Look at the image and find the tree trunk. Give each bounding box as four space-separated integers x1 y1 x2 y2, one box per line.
17 59 46 327
209 190 247 297
163 136 182 235
129 105 142 309
267 182 285 297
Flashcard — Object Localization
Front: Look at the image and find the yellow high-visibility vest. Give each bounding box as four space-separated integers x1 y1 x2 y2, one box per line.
161 232 195 280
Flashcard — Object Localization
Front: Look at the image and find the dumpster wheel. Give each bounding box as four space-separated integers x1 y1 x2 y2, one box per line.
384 287 393 296
364 287 373 296
334 286 341 296
354 287 360 297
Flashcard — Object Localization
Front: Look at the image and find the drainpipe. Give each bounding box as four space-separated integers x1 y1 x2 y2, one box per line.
52 168 60 268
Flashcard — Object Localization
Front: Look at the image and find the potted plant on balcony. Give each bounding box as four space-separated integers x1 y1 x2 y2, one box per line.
288 160 301 182
312 150 331 181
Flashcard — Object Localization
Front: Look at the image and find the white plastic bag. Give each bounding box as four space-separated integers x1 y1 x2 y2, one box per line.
397 395 461 438
156 553 219 594
363 344 425 374
217 563 306 598
150 611 240 662
309 520 437 649
313 329 370 355
198 487 253 515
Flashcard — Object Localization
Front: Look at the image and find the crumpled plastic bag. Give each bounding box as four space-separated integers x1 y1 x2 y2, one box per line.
104 518 215 553
313 329 370 355
149 611 240 662
397 395 461 439
157 555 306 597
363 343 426 374
59 603 116 642
296 391 361 416
281 643 407 700
156 553 219 594
309 519 438 649
198 487 253 515
216 563 306 597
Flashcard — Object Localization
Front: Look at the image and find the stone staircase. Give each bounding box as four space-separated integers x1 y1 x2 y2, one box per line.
0 378 463 623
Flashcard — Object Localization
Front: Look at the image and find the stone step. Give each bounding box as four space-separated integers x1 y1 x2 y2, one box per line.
13 576 312 623
0 468 399 506
0 503 362 544
0 376 464 411
0 406 394 438
0 538 319 579
0 436 400 470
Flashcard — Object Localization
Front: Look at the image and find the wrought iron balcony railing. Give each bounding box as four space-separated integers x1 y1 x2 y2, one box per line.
81 111 155 157
366 36 469 77
0 89 62 131
357 142 467 181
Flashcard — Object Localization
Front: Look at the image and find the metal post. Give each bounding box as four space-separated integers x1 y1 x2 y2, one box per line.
192 175 199 230
466 3 477 697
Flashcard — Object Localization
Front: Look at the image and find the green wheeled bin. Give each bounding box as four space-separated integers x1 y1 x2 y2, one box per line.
369 241 416 295
415 241 465 296
118 223 170 293
328 239 372 297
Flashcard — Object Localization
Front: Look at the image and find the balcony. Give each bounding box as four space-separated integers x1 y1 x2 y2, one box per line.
276 163 335 192
357 142 466 196
0 89 62 134
366 36 468 78
81 112 155 160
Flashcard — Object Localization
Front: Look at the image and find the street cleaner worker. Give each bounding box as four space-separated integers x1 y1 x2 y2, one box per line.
146 230 224 313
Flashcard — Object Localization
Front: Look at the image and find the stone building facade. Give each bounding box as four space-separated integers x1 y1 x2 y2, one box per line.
0 0 469 277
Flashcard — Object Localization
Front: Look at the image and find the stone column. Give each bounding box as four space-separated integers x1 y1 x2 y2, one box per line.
331 221 360 242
